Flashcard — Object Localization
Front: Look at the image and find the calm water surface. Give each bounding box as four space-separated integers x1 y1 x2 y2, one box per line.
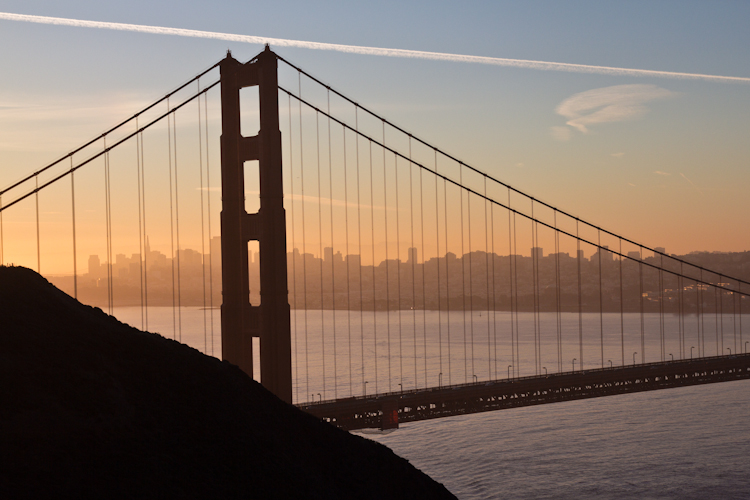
113 307 750 499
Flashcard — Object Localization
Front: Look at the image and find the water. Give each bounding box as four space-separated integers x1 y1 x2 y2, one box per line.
367 381 750 499
112 307 750 499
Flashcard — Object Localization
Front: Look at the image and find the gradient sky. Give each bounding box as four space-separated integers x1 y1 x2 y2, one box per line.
1 1 749 274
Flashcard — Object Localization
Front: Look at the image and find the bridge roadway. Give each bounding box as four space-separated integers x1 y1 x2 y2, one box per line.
299 353 750 431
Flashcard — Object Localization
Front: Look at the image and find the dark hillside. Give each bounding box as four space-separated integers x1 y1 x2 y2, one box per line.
0 266 455 499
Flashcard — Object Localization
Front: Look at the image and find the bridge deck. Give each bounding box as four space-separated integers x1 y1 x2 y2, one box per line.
299 354 750 431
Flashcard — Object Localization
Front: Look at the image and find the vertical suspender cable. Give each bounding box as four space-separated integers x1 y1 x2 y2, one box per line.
554 213 562 372
598 230 604 368
732 281 739 354
700 269 705 356
409 140 417 388
382 122 391 393
576 221 583 370
298 76 310 399
620 238 625 367
0 194 3 265
719 275 724 354
679 263 685 358
435 150 443 385
394 152 403 390
315 111 326 398
459 164 467 383
326 91 338 399
35 175 41 274
531 202 539 375
104 137 114 315
639 246 644 364
491 189 498 379
508 188 517 373
535 214 541 374
484 177 491 379
369 139 378 394
696 272 701 357
135 118 145 330
342 126 353 397
70 157 78 299
467 175 475 380
167 104 177 339
197 84 208 353
173 111 183 341
419 144 428 386
203 92 212 356
287 93 298 398
658 256 664 361
715 284 720 355
513 210 520 376
140 129 149 333
444 175 451 384
739 281 743 353
204 93 212 354
355 109 366 393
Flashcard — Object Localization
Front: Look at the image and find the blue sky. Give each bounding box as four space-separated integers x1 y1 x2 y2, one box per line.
1 1 749 269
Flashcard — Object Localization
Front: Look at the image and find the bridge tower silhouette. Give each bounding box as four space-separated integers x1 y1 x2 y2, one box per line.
220 46 292 403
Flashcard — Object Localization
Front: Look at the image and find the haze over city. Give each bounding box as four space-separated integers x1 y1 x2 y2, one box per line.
1 3 749 499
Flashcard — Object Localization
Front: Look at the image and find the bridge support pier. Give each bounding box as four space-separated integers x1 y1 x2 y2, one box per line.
220 47 292 403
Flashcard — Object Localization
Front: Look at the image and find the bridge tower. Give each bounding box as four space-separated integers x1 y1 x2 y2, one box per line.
219 46 292 403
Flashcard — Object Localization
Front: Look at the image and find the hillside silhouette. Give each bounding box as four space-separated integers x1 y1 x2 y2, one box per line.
0 266 455 499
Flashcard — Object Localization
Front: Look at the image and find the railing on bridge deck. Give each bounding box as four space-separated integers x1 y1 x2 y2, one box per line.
301 353 750 431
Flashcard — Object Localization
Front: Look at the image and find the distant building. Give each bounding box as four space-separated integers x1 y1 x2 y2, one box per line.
88 255 101 278
627 251 642 260
531 247 543 260
408 247 418 264
592 245 613 262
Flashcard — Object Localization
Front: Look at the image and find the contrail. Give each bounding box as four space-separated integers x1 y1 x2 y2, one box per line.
680 172 704 196
2 11 750 84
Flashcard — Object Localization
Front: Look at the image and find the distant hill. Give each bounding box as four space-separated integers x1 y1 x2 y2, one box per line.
0 266 455 499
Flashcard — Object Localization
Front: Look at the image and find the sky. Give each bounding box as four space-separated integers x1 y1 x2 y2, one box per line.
1 1 749 274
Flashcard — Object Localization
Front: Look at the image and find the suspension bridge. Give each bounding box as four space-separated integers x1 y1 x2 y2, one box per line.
1 47 748 430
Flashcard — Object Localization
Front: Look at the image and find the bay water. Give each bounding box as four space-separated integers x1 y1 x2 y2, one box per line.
113 307 750 499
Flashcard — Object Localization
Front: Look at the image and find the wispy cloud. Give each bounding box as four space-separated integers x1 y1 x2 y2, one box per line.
555 84 674 135
654 171 671 176
611 152 624 158
2 12 750 83
680 172 704 196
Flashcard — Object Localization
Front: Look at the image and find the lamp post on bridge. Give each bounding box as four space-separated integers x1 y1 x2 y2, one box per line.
746 341 749 354
633 352 637 365
727 347 732 355
473 375 478 385
542 367 547 376
508 365 512 380
608 360 612 369
363 381 368 397
438 372 442 388
572 358 577 372
691 346 695 359
669 353 673 362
